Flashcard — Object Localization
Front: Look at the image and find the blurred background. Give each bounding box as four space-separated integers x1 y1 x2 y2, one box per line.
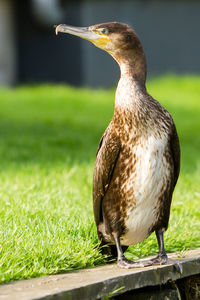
0 0 200 88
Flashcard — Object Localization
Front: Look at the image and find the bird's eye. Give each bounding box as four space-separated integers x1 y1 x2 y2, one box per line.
101 28 108 34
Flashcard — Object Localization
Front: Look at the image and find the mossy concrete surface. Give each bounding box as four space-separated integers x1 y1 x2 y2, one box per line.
0 249 199 300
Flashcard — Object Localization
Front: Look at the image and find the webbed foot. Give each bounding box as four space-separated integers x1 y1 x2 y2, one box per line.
150 253 183 274
117 256 153 269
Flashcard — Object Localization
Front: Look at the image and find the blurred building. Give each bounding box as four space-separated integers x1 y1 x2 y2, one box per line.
0 0 200 87
0 0 16 85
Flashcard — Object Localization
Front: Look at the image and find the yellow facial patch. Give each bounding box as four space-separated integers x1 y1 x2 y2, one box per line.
91 35 111 49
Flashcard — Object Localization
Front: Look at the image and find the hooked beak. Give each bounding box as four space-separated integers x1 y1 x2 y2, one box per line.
55 24 110 49
55 24 100 42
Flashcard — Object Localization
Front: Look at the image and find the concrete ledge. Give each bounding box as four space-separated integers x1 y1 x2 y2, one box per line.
0 249 200 300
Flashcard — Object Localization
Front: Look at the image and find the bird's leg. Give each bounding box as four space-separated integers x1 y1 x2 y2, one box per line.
114 235 153 269
148 229 168 265
154 229 168 263
150 229 183 273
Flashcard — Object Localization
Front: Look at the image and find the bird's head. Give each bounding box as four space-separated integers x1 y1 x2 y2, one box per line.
55 22 143 63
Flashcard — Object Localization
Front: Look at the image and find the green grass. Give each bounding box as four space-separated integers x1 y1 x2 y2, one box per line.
0 75 200 283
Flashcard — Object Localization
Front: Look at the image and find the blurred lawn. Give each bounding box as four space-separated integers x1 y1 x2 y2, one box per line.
0 75 200 283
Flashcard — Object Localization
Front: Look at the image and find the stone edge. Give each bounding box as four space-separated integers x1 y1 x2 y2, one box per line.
37 257 200 300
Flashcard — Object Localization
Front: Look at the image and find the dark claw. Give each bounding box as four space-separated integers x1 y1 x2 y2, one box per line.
173 261 183 274
150 254 183 274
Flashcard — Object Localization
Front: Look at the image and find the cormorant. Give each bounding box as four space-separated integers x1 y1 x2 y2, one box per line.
55 22 181 271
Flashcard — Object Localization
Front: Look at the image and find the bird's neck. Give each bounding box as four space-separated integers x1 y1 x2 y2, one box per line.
113 44 147 122
113 48 147 112
120 53 147 84
108 45 148 133
114 46 146 81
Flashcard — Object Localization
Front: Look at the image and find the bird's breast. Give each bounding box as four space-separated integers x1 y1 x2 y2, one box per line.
117 132 172 245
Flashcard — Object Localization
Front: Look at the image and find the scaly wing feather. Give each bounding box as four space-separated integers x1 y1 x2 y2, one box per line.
93 128 121 227
170 123 180 188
